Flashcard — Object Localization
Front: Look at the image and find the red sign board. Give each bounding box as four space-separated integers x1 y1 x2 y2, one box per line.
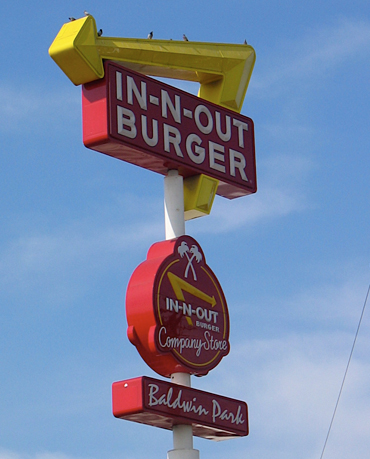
126 236 230 377
112 376 248 440
82 61 256 199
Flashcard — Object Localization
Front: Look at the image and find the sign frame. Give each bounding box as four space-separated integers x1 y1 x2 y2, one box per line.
112 376 249 440
82 61 257 199
126 235 230 377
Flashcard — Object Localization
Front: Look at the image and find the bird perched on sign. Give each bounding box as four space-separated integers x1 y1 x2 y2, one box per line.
183 34 189 41
84 10 90 16
97 29 103 37
147 31 153 39
244 39 248 44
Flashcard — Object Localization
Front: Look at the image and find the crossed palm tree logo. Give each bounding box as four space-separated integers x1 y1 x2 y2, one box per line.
178 241 202 281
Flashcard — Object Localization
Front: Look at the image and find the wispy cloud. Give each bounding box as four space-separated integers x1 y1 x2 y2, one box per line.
0 83 80 133
191 153 314 234
194 264 370 458
230 258 370 334
283 270 370 328
199 326 370 459
0 194 163 306
252 18 370 95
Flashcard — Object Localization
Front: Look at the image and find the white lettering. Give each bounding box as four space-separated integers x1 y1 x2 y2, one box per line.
161 90 181 123
203 308 218 323
212 400 245 425
186 134 205 164
127 76 147 110
229 149 248 182
147 384 244 427
117 106 137 139
158 327 228 357
166 298 179 312
194 105 213 134
165 297 218 323
163 124 183 157
204 330 228 352
183 108 193 119
150 95 159 105
233 119 249 148
114 74 253 190
209 141 226 173
116 71 122 101
196 321 220 332
183 302 192 316
215 112 231 142
147 384 209 417
141 115 158 147
212 399 221 423
196 307 205 320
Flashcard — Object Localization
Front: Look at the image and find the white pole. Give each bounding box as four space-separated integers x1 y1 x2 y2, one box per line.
164 170 200 459
164 169 185 239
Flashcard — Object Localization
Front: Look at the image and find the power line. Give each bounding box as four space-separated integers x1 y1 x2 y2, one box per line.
319 282 370 459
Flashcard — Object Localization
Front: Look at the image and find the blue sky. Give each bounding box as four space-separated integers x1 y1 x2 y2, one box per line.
1 1 370 458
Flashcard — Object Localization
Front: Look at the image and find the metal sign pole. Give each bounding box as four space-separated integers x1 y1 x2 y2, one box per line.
164 170 186 240
164 169 200 459
49 16 253 458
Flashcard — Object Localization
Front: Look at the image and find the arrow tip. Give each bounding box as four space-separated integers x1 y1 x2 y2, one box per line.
49 15 104 85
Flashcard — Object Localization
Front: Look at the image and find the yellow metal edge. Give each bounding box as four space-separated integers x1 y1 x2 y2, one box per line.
49 16 104 85
184 175 219 220
49 15 255 111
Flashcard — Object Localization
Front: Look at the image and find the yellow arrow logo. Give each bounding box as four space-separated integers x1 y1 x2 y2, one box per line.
49 15 255 112
167 272 217 307
167 271 216 326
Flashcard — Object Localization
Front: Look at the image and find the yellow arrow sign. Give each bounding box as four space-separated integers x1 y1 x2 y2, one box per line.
49 15 255 112
167 272 216 307
167 271 217 327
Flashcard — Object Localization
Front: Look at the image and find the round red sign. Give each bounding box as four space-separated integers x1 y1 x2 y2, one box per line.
126 236 230 377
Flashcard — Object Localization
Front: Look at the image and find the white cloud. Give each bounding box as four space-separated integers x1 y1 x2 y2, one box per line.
284 273 370 328
0 84 80 133
1 219 158 276
0 194 163 305
0 152 314 294
252 18 370 95
190 262 370 459
196 327 370 459
190 153 314 234
209 185 303 230
0 451 19 459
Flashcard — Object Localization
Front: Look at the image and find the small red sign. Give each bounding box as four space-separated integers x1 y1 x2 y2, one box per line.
112 376 248 440
82 61 256 199
126 236 230 377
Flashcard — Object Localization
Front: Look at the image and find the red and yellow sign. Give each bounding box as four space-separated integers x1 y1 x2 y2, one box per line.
49 15 256 113
126 236 230 377
82 62 256 199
